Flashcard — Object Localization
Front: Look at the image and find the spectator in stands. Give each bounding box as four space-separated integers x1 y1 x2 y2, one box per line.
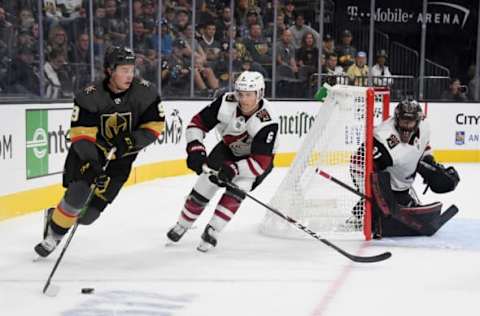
132 20 153 55
150 20 173 56
104 0 127 46
47 25 70 60
142 0 157 34
322 52 346 85
44 49 71 99
288 14 319 50
467 65 479 100
283 0 297 27
18 9 35 30
199 0 219 25
69 33 91 91
346 51 368 86
215 5 233 42
371 49 393 87
6 46 39 95
322 34 335 55
165 38 192 96
0 7 13 51
244 23 272 66
239 9 263 39
173 8 190 37
133 0 144 21
296 32 319 69
199 20 221 64
182 25 220 94
164 7 176 28
234 0 253 27
135 48 157 83
441 78 468 101
336 29 357 70
44 0 63 26
276 29 298 78
265 10 287 43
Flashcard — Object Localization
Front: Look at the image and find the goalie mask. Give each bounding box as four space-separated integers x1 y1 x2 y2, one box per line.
234 71 265 104
394 99 422 143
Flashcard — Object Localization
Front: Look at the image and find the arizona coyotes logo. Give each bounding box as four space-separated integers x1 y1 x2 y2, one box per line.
101 112 132 140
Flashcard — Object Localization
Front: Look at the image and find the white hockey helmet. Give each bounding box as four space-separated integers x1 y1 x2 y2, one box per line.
234 71 265 103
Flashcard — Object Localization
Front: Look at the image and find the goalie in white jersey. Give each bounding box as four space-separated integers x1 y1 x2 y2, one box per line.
166 71 279 252
351 99 460 237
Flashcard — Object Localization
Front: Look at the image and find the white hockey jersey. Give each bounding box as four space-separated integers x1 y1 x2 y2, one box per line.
373 117 432 191
186 92 279 179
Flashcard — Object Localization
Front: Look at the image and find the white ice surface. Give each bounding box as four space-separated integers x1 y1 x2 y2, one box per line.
0 164 479 316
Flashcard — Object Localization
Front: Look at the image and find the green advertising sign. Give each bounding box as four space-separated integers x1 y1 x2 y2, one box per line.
26 110 49 178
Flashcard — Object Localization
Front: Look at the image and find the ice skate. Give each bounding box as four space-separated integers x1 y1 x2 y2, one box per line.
197 224 218 252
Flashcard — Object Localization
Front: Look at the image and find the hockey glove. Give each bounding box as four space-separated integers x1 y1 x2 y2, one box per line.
79 160 103 185
209 162 239 187
186 140 207 175
110 131 135 158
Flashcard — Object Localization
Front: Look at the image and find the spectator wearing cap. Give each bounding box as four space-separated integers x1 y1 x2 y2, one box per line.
346 51 368 86
371 49 393 87
276 29 298 78
150 19 173 56
165 38 194 96
239 9 263 39
172 8 190 36
288 14 320 50
199 21 221 63
142 0 157 35
441 78 468 101
335 29 357 69
322 34 335 55
243 23 273 65
6 46 39 95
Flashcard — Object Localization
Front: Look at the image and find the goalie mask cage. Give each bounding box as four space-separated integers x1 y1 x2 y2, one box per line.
261 85 389 240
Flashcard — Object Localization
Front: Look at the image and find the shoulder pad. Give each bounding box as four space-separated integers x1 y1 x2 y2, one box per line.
247 102 278 136
74 81 104 112
132 78 160 108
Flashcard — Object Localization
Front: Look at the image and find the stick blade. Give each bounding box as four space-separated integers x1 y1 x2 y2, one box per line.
43 283 60 297
348 251 392 263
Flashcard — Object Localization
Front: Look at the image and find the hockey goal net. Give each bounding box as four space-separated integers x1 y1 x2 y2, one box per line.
260 85 389 240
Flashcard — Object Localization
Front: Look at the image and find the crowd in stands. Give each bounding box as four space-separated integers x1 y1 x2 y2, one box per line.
0 0 473 100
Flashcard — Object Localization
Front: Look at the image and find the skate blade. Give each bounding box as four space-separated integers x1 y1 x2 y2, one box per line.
196 242 214 253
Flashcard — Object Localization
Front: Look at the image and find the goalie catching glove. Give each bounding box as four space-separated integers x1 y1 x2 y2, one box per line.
417 155 460 193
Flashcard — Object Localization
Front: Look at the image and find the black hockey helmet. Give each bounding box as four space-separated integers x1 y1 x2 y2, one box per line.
104 46 135 71
394 99 422 142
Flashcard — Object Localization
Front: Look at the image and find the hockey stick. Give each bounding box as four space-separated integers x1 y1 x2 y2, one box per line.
316 169 457 236
42 148 116 296
203 166 391 263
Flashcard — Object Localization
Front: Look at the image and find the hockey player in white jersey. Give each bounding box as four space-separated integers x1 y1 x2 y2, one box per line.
166 71 279 252
351 99 460 237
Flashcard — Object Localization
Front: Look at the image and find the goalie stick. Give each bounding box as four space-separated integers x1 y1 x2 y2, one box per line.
316 169 458 236
203 166 392 263
42 148 116 296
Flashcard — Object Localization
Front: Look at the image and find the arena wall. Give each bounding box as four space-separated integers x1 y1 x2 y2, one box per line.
0 100 478 220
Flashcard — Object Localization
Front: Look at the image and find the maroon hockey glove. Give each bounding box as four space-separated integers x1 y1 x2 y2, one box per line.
210 162 239 186
186 141 207 175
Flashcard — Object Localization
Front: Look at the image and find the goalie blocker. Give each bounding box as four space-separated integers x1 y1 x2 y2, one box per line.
371 171 459 238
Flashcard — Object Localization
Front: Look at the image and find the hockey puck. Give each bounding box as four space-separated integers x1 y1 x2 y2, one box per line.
81 288 94 294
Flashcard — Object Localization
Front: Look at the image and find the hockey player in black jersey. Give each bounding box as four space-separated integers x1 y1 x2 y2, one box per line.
350 99 460 238
34 46 165 257
166 71 279 252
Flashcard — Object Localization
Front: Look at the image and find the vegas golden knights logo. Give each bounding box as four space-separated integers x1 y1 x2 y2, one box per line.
100 112 132 141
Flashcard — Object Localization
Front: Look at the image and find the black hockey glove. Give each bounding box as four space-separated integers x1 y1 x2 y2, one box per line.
110 131 135 158
209 162 239 187
79 160 103 185
186 140 207 175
